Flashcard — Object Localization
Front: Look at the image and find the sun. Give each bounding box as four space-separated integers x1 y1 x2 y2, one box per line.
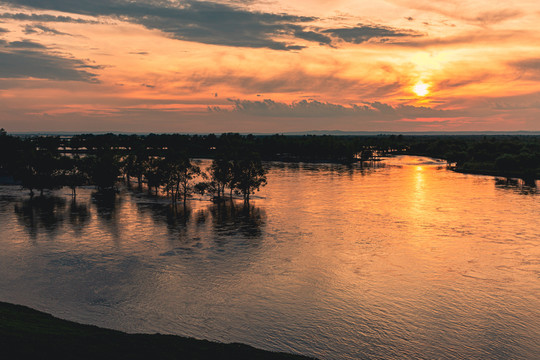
412 81 430 97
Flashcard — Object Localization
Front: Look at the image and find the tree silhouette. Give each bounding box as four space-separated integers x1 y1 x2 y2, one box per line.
231 156 267 203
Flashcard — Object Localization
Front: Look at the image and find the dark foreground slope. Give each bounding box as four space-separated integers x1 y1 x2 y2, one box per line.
0 302 316 360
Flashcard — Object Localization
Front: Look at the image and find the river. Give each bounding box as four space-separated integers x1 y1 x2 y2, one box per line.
0 156 538 359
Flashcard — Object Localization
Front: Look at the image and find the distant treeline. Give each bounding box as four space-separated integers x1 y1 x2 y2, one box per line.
390 135 540 181
0 130 538 199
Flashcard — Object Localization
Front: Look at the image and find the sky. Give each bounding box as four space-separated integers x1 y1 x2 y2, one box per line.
1 0 540 133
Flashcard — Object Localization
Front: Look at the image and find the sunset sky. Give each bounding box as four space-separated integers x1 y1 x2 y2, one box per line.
1 0 540 133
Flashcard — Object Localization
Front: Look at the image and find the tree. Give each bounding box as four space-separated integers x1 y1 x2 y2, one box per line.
87 152 121 192
16 150 63 197
58 156 88 197
144 158 165 195
209 158 233 199
231 156 267 203
161 153 201 205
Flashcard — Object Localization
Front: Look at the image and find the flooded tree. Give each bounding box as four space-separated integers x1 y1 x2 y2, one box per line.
162 153 201 205
86 151 121 192
209 158 233 199
231 156 267 203
58 156 88 198
144 158 165 195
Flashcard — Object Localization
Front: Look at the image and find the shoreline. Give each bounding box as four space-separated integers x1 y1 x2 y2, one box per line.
0 301 317 360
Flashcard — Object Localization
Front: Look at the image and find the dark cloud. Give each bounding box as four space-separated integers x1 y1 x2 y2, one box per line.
6 39 46 48
219 98 462 120
23 24 71 35
1 1 421 50
293 29 332 45
323 24 420 44
0 40 100 81
2 0 314 50
0 12 99 23
0 27 9 33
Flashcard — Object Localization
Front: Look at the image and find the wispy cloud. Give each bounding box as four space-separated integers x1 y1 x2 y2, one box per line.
387 1 524 26
509 58 540 79
23 24 71 36
0 12 99 23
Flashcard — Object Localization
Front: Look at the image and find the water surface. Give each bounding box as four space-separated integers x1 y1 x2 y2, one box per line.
0 156 538 359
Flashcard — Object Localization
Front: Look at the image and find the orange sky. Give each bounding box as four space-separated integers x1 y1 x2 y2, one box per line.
1 0 540 132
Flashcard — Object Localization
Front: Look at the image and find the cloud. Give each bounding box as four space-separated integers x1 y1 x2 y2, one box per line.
0 12 99 23
391 30 525 47
6 39 46 48
217 98 463 120
1 1 422 50
323 24 420 44
472 9 523 26
23 24 71 35
509 58 540 80
0 40 100 81
387 1 524 26
293 29 332 45
511 58 540 70
0 27 9 33
2 0 315 50
186 69 365 94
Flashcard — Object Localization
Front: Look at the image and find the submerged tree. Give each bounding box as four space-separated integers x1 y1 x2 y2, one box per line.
161 153 201 205
57 156 88 197
86 151 121 192
232 156 267 203
209 158 233 199
16 149 63 197
144 157 165 195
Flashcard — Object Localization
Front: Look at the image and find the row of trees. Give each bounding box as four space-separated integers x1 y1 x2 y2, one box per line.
0 129 267 203
1 130 538 193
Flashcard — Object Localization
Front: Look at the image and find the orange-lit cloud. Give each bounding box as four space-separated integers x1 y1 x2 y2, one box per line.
0 0 539 132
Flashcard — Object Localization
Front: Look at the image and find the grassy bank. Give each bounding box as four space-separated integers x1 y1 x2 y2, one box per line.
0 302 317 360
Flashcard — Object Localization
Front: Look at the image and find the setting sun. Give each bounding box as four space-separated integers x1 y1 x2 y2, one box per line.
413 82 430 97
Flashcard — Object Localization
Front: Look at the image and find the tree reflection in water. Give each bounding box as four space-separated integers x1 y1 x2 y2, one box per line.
495 177 537 195
13 196 90 239
137 198 265 240
209 200 265 239
92 191 122 241
69 198 90 235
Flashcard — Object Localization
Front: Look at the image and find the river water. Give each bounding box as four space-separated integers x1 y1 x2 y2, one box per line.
0 156 538 359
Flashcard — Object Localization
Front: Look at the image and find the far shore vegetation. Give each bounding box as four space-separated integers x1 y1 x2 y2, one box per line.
0 301 316 360
0 129 538 201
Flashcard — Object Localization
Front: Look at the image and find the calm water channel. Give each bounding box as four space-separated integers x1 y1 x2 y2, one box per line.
0 156 538 359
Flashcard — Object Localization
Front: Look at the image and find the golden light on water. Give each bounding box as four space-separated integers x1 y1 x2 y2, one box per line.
413 81 430 97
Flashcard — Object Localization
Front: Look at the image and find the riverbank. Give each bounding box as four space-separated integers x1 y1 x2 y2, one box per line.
0 302 316 360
